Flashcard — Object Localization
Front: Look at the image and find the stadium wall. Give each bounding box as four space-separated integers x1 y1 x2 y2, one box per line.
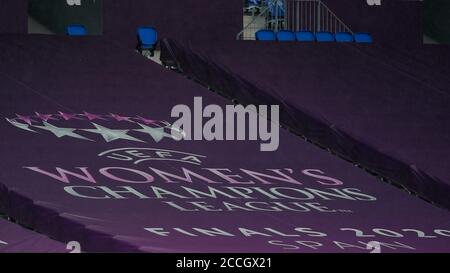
0 0 423 46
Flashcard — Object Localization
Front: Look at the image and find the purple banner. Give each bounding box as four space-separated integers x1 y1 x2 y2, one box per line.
0 35 449 253
160 36 450 210
0 218 67 253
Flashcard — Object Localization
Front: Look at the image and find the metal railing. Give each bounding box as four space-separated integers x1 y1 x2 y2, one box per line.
237 0 353 40
285 0 353 33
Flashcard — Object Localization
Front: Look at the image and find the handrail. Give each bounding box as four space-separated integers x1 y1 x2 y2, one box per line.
237 0 353 40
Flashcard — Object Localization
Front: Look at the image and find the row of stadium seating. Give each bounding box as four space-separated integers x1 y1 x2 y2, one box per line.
255 29 373 43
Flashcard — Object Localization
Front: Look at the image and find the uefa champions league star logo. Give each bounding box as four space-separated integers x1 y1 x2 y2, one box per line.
6 98 280 151
6 112 183 144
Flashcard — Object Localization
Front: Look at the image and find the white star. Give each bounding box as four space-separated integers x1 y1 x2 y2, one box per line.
133 123 169 143
6 118 37 133
0 240 7 245
35 122 92 141
83 123 144 143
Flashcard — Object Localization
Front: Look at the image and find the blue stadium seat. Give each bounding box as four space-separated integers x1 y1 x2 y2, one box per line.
276 30 295 41
255 29 276 41
295 31 315 42
137 26 158 57
66 25 87 36
335 32 354 42
137 27 158 49
354 32 373 43
315 32 334 42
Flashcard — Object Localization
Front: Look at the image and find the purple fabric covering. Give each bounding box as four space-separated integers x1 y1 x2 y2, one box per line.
0 0 27 34
0 218 67 252
0 34 449 252
160 38 450 210
103 0 242 48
